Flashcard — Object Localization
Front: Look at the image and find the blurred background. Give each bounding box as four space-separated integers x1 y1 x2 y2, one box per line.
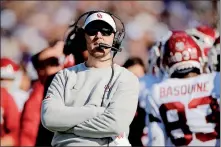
1 0 220 72
0 0 220 146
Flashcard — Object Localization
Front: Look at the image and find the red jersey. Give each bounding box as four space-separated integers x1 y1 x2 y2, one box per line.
19 80 44 146
1 87 20 146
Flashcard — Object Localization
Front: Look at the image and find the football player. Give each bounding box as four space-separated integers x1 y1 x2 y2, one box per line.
208 36 220 72
139 31 172 146
146 31 220 146
186 25 219 73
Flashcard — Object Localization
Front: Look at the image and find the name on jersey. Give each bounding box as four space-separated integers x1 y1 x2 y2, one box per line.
160 81 209 98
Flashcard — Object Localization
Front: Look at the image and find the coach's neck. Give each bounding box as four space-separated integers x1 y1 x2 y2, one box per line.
85 55 113 68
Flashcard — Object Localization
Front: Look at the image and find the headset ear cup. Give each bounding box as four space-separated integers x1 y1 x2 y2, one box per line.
63 27 87 64
113 31 120 48
63 25 79 55
113 31 123 50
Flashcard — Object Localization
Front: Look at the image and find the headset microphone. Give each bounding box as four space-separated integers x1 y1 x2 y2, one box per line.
99 43 122 52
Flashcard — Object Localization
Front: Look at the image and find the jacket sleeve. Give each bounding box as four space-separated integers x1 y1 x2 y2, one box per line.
19 80 44 146
71 73 139 138
41 70 105 132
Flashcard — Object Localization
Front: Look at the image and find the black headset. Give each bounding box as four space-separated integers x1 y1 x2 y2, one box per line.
63 10 125 56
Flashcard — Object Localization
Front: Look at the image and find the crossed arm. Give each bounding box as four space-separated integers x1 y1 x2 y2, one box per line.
41 70 105 132
41 69 139 138
66 73 140 138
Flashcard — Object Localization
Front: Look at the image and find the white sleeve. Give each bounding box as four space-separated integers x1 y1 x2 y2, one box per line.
41 70 105 132
148 122 167 146
146 94 167 146
138 79 149 109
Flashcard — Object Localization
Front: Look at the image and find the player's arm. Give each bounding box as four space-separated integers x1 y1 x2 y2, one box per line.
213 72 220 100
148 116 167 146
41 69 105 132
145 94 167 146
138 78 149 109
67 74 139 138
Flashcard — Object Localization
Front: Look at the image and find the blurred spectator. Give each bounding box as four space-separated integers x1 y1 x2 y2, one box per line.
1 87 20 146
19 80 44 146
20 42 64 146
0 58 30 112
123 57 146 78
123 57 146 146
20 41 76 146
20 51 39 82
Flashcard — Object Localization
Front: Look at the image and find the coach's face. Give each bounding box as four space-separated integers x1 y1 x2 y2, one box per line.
84 21 115 59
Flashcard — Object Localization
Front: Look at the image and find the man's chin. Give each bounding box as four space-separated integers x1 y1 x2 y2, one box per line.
91 52 105 58
94 55 106 59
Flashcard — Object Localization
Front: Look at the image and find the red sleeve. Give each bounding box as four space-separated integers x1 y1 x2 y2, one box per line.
1 88 20 146
19 81 44 146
